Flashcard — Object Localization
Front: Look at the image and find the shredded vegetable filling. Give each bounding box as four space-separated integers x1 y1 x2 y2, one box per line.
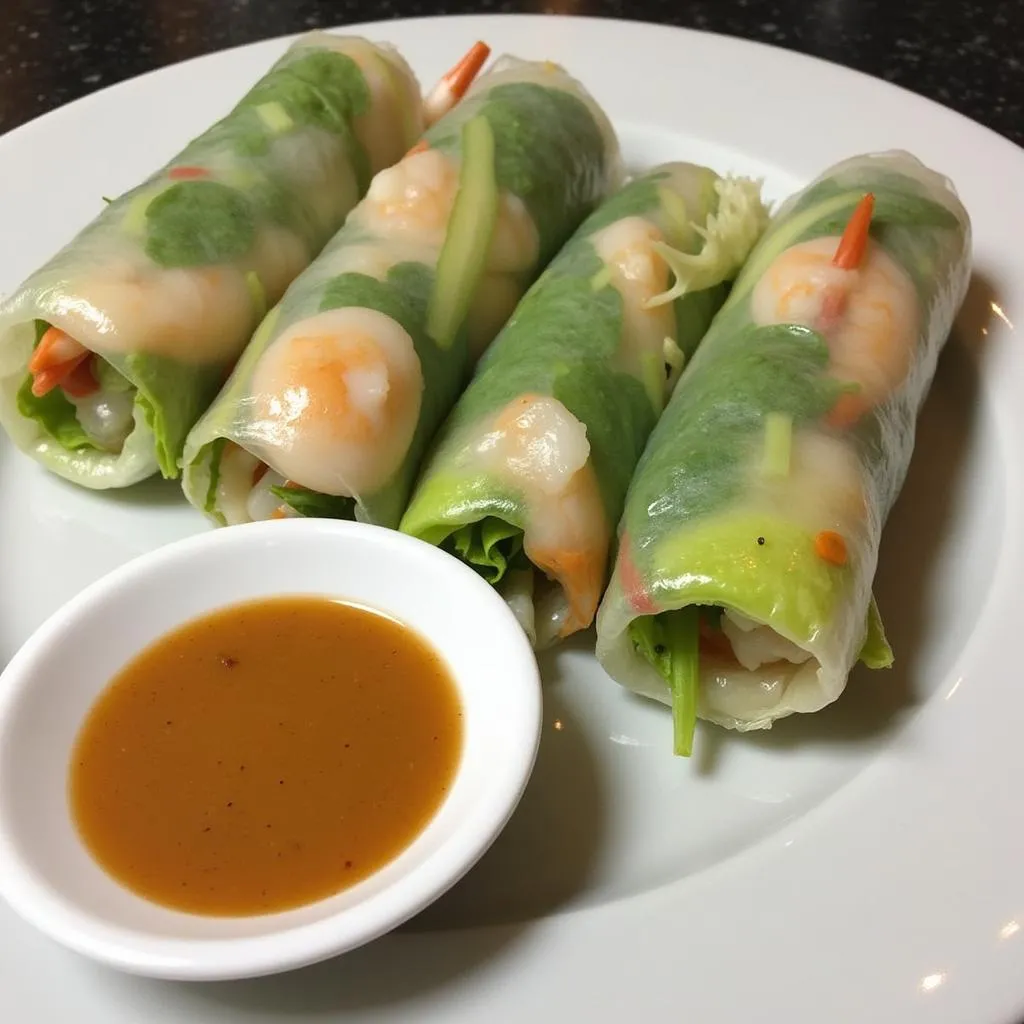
19 321 138 453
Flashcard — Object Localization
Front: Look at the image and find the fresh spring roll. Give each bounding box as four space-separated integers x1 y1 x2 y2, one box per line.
594 150 972 754
400 163 769 647
0 33 485 489
181 56 622 528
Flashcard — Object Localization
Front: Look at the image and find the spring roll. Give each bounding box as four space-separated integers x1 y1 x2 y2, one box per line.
182 56 622 528
594 151 972 754
400 163 769 646
0 33 483 489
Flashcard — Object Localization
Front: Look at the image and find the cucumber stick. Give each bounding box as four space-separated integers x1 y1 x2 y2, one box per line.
427 115 499 348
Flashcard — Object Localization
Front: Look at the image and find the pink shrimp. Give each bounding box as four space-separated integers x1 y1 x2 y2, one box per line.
751 193 920 425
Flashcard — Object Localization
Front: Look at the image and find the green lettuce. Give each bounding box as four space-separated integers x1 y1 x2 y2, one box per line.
630 609 701 756
270 484 356 519
16 375 94 452
444 517 527 584
145 180 256 268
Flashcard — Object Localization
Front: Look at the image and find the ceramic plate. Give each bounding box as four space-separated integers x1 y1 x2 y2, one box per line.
1 14 1020 1023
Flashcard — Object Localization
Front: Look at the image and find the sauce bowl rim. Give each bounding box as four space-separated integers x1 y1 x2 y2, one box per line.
0 519 543 980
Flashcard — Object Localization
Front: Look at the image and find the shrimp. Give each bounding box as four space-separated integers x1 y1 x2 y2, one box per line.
59 257 254 364
354 147 538 273
748 429 869 536
68 387 136 451
210 444 299 524
246 306 423 497
214 443 264 526
474 394 610 638
592 216 676 404
750 193 920 423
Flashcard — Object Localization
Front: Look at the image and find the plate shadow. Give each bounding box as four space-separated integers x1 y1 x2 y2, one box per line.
407 635 608 930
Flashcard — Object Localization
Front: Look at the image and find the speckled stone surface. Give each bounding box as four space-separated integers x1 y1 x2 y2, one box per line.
1 0 1022 144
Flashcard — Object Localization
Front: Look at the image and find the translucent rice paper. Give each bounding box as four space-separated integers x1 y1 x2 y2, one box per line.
0 32 423 488
400 162 769 647
596 151 972 731
182 56 622 528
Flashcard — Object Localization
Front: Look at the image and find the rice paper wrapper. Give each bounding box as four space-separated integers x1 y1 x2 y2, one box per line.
182 57 622 528
400 162 769 646
595 150 972 732
0 32 423 488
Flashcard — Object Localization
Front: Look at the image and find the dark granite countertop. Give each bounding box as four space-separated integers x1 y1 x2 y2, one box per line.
1 0 1022 145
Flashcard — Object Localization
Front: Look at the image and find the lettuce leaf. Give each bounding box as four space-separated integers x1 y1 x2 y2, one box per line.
444 517 526 584
144 180 256 268
270 484 356 519
16 374 94 452
15 319 95 452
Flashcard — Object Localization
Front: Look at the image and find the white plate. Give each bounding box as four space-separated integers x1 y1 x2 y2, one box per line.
0 13 1020 1023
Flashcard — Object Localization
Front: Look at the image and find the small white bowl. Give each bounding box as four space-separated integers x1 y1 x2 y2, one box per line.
0 519 541 981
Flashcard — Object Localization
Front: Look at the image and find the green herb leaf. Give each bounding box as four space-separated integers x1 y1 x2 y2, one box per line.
144 180 256 268
239 49 372 191
629 608 701 757
270 484 356 520
204 437 228 519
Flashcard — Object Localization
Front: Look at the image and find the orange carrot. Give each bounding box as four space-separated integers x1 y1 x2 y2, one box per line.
28 327 95 397
619 533 657 616
534 548 604 637
832 193 875 270
422 41 491 124
59 359 99 398
252 462 269 486
28 327 85 374
405 139 429 157
168 166 209 180
825 392 867 429
699 617 732 658
814 530 848 566
443 41 491 100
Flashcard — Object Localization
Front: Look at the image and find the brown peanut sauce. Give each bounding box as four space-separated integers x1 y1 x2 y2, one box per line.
69 595 462 916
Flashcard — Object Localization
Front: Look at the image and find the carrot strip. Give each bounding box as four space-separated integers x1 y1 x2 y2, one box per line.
832 193 875 270
442 41 491 101
825 392 867 429
619 533 658 616
405 139 429 157
422 41 491 124
28 327 101 397
168 166 209 180
31 365 72 398
699 617 733 658
58 359 99 398
30 357 90 397
28 326 86 374
814 530 848 566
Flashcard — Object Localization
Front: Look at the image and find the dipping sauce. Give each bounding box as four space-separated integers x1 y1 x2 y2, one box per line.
69 596 463 916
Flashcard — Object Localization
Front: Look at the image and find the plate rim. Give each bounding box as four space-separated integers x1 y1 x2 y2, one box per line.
1 14 1022 1024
